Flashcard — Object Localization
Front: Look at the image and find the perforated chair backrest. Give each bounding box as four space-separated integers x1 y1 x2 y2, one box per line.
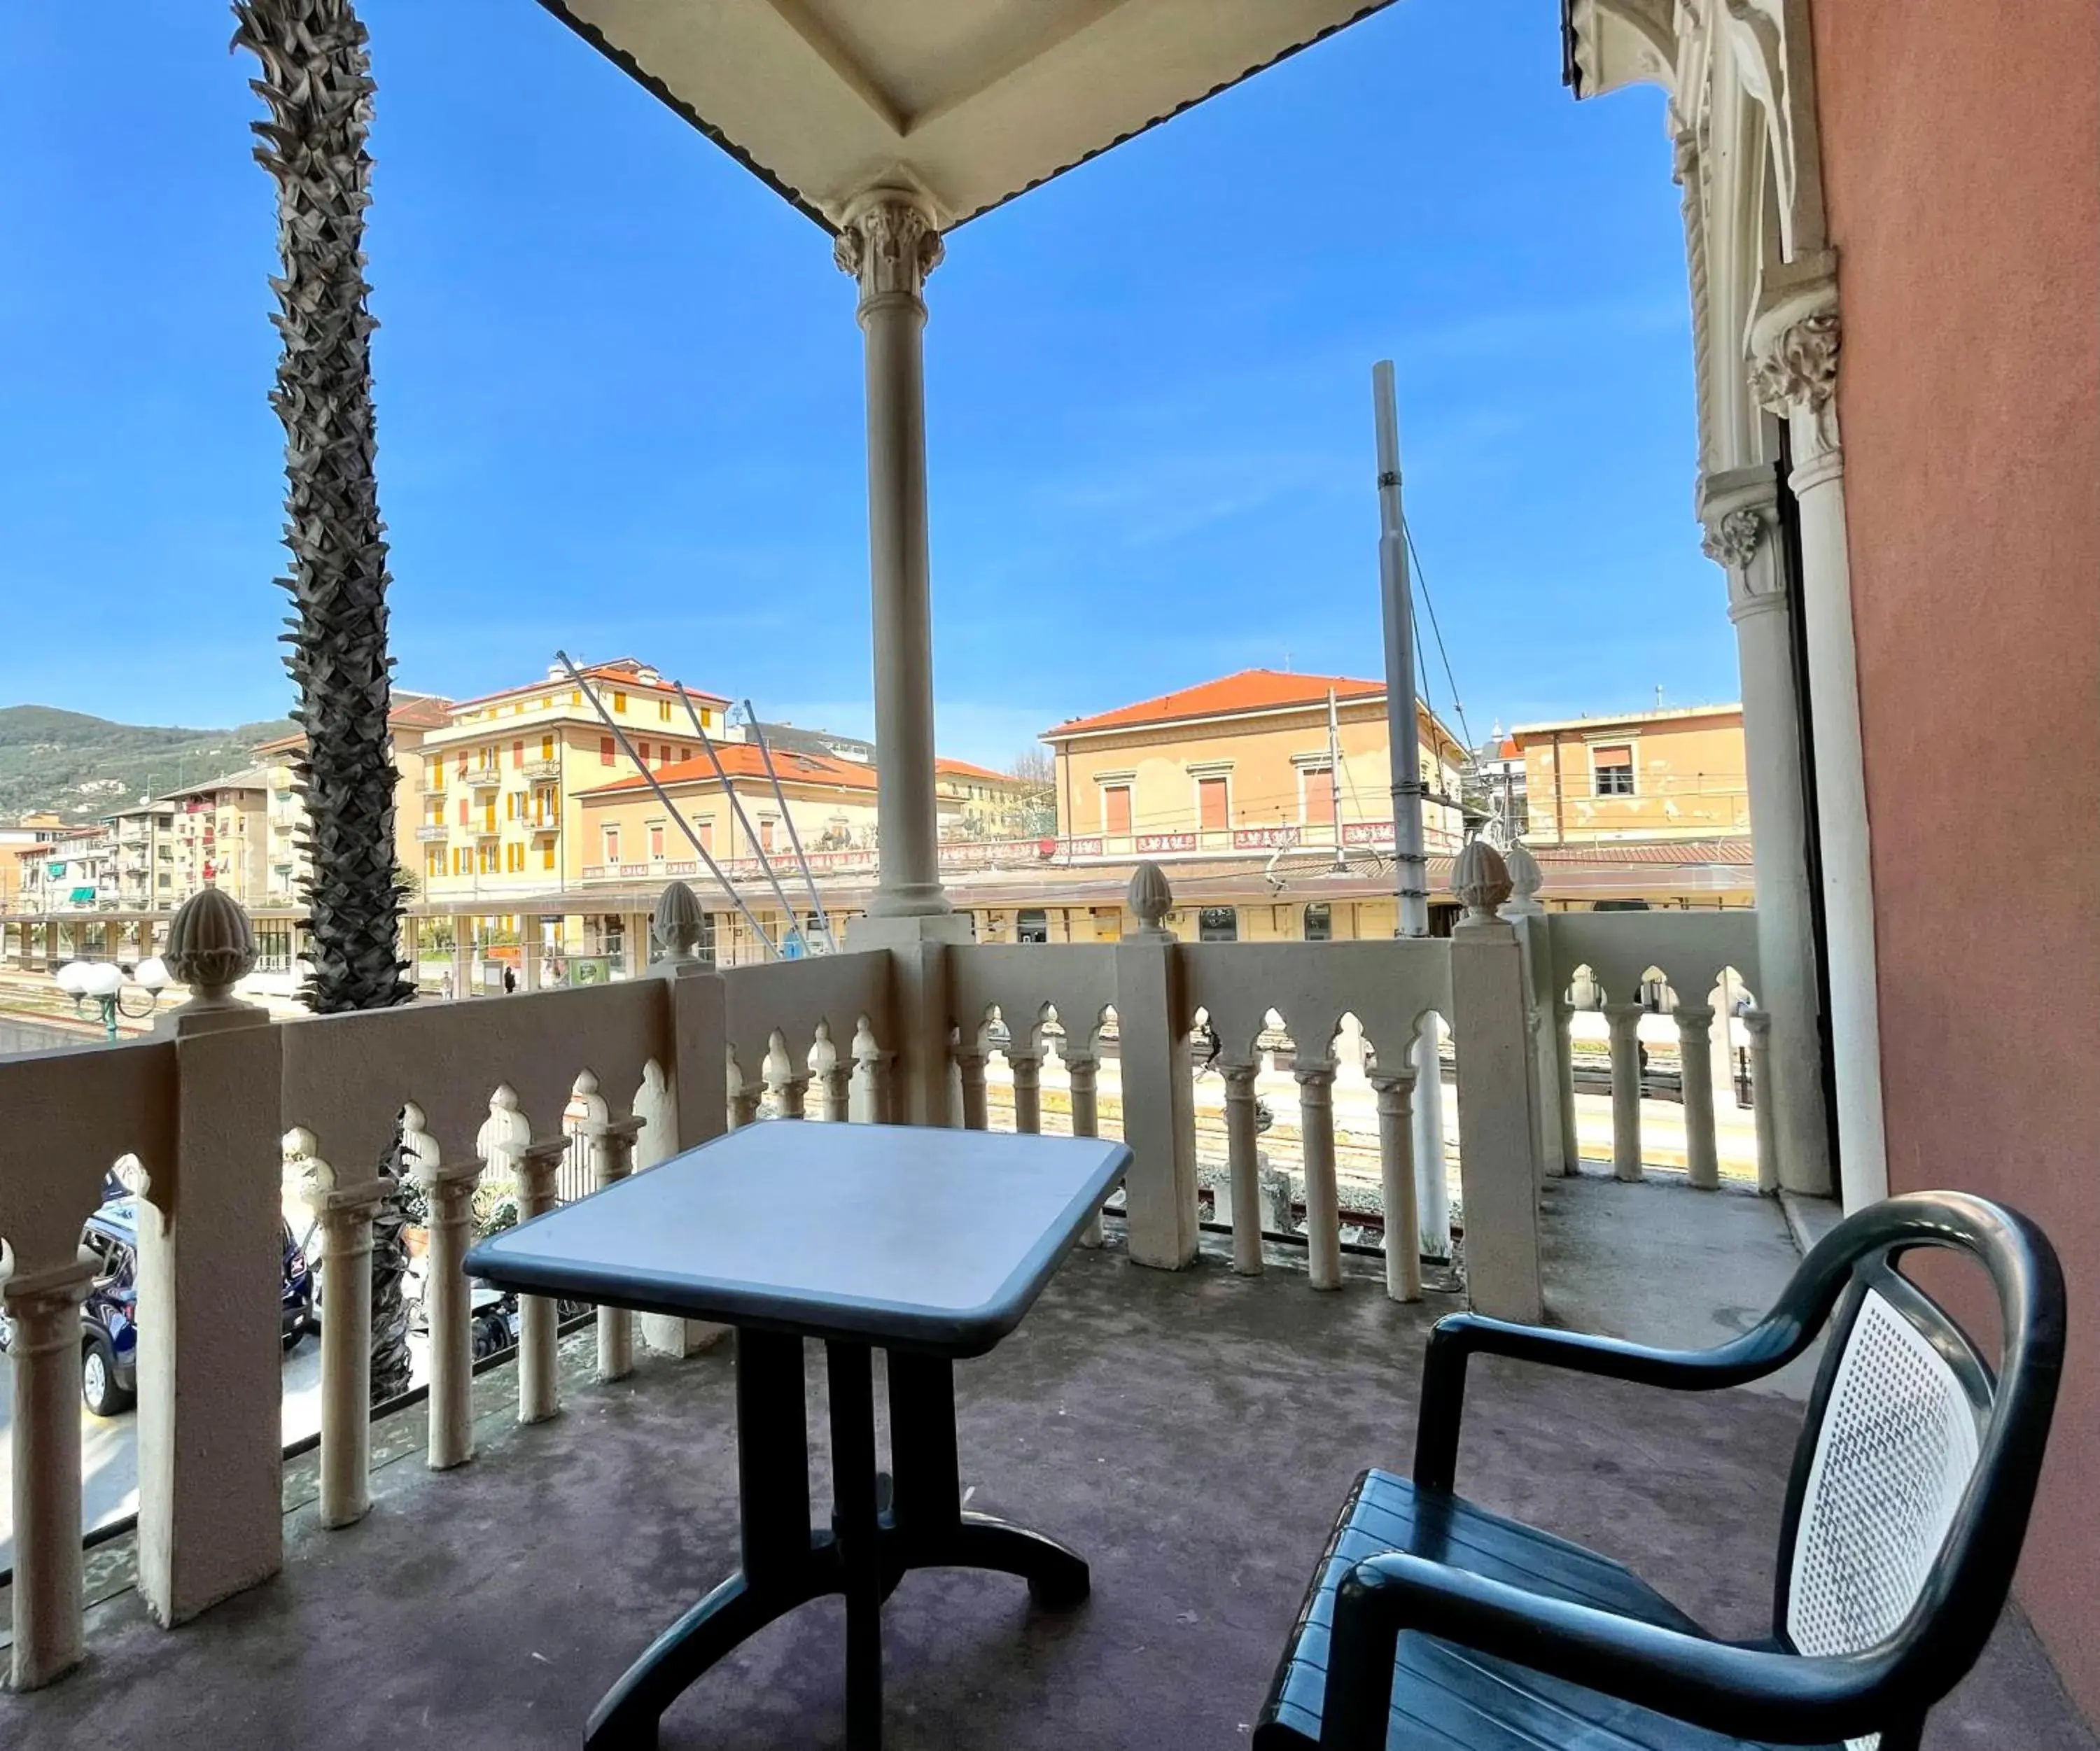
1769 1197 2064 1750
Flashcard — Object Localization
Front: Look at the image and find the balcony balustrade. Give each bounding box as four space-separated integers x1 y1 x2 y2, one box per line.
414 823 449 843
0 857 1835 1716
522 757 562 780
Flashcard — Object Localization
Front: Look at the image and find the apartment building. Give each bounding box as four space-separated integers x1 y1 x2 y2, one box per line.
159 771 270 906
255 693 453 907
1041 668 1469 859
1509 703 1749 846
416 659 733 907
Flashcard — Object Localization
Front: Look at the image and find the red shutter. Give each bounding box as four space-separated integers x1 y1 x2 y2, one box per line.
1198 777 1228 831
1105 787 1133 835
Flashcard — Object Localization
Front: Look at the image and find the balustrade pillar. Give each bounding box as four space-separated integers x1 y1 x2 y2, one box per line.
727 1053 762 1130
1294 1060 1343 1291
314 1176 388 1526
1554 1001 1582 1174
1064 1048 1105 1247
6 1258 96 1689
512 1137 569 1424
954 1043 988 1131
1371 1068 1422 1302
1743 1008 1780 1194
1604 1001 1646 1181
818 1060 851 1121
1411 1017 1450 1258
1010 1049 1042 1134
590 1118 644 1380
1674 1005 1720 1190
773 1068 809 1120
416 1155 487 1471
1220 1060 1264 1276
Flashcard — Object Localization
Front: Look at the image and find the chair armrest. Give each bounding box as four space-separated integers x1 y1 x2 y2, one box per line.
1320 1549 1898 1751
1412 1300 1830 1491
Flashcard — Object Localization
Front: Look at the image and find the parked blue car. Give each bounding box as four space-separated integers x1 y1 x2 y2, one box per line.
1 1197 315 1417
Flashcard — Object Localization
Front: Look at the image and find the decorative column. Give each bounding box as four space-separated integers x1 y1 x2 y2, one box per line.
1603 1001 1647 1181
1750 272 1886 1210
1219 1060 1265 1276
590 1118 643 1380
512 1136 568 1424
1294 1059 1343 1291
6 1258 97 1689
1370 1066 1422 1302
1009 1043 1042 1133
1411 1017 1451 1259
1674 1005 1721 1190
953 1036 988 1130
416 1153 486 1470
1064 1046 1105 1248
1743 1008 1782 1195
309 1160 388 1526
836 190 948 920
1699 464 1833 1197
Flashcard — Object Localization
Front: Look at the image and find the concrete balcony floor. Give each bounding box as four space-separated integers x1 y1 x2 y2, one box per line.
4 1181 2089 1750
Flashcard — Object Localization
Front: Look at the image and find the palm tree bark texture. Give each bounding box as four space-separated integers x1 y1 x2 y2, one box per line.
235 0 415 1403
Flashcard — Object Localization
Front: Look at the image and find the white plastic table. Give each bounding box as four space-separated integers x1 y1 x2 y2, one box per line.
465 1121 1130 1750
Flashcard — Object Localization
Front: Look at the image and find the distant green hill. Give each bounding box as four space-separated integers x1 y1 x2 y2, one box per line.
0 705 298 824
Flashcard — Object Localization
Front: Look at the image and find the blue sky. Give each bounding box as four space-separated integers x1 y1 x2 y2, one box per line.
0 1 1728 767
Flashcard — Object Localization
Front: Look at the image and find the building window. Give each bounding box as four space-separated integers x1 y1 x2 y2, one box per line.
426 759 444 791
603 825 621 864
541 733 555 761
678 745 692 763
600 736 616 767
512 740 524 768
1303 903 1332 941
457 799 469 826
1301 763 1336 827
659 700 673 722
611 691 628 714
541 843 556 872
759 817 776 853
654 743 669 768
696 818 714 852
456 752 468 778
1592 744 1635 796
1198 906 1238 943
1197 775 1228 831
1016 908 1050 945
648 822 666 860
1103 785 1133 836
426 848 444 878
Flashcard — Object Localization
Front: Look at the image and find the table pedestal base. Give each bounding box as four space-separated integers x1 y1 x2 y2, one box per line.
584 1332 1087 1750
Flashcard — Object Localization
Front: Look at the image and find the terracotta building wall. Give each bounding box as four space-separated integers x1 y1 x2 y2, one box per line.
1811 0 2099 1716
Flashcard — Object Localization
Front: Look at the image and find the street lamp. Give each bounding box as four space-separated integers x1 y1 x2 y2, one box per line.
54 957 169 1043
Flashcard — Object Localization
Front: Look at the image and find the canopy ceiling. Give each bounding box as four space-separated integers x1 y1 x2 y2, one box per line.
538 0 1396 230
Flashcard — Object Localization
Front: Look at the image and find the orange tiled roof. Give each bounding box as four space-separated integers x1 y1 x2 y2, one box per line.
934 757 1017 783
580 743 880 798
1046 669 1384 738
446 661 729 714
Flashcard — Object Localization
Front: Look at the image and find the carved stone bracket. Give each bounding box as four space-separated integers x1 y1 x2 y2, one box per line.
833 190 944 316
1749 309 1840 415
1700 506 1765 570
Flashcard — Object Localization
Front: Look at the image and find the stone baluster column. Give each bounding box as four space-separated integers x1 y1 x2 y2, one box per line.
1064 1046 1105 1247
1219 1060 1265 1276
1294 1060 1343 1291
1749 274 1884 1210
1371 1067 1422 1302
1553 999 1582 1174
836 189 947 920
416 1153 488 1471
1009 1045 1042 1133
512 1136 570 1424
954 1038 989 1131
590 1118 644 1380
314 1169 389 1526
727 1051 761 1130
1604 1001 1646 1181
1699 463 1833 1199
1411 1015 1451 1259
1674 1005 1721 1190
6 1258 97 1689
769 1032 809 1120
819 1055 852 1123
1743 1008 1781 1195
1114 864 1200 1269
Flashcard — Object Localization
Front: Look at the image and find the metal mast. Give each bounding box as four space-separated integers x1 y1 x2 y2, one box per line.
1373 360 1428 936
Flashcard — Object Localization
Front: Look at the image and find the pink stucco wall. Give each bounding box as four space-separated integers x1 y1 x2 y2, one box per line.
1811 0 2100 1717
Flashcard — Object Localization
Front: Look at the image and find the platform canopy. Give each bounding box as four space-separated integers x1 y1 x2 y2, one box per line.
538 0 1395 229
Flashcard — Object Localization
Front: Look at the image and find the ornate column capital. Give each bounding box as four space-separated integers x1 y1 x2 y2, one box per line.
833 189 943 318
1697 460 1790 621
1700 507 1765 570
1748 258 1842 473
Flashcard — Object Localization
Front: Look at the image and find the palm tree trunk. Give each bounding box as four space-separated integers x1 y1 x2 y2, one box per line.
235 0 414 1404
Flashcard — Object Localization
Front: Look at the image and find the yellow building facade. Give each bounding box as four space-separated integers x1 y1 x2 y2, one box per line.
1511 703 1749 846
416 659 732 907
1042 669 1469 860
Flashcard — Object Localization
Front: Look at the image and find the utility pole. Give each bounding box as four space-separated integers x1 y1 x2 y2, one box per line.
1373 360 1427 936
1372 360 1449 1261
